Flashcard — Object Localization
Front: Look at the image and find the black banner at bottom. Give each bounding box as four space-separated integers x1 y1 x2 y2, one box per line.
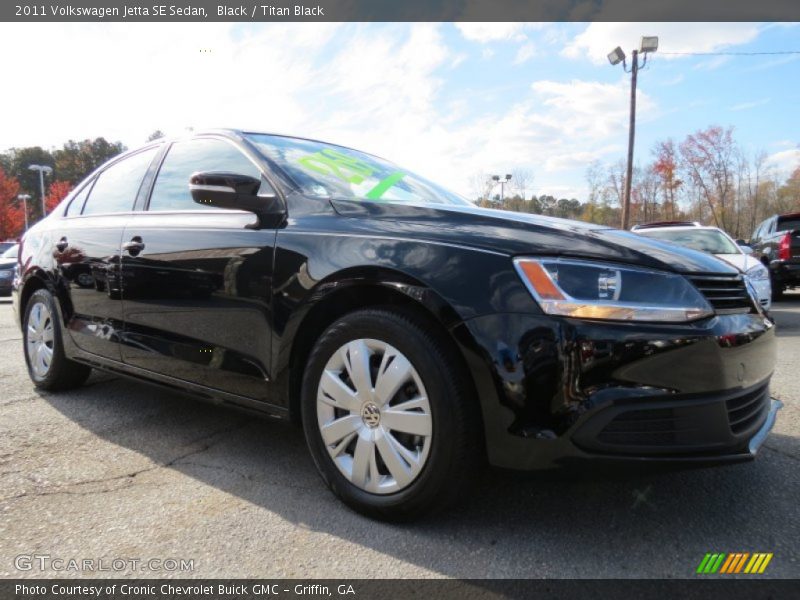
2 579 798 600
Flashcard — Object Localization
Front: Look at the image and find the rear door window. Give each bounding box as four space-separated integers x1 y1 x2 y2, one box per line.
81 147 158 215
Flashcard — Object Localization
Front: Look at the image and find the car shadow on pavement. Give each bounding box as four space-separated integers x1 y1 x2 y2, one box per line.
35 371 800 578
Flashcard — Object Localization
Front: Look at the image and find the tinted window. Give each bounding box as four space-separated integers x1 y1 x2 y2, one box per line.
82 148 158 215
777 217 800 232
245 133 471 207
148 138 261 212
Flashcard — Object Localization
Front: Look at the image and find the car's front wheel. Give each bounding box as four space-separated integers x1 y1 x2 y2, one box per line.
301 308 480 520
23 288 92 391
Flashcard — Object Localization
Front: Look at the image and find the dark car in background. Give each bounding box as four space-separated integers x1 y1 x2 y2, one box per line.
13 130 780 519
750 212 800 300
0 243 19 296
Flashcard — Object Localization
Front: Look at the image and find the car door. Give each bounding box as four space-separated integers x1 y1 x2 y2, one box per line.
119 136 279 402
56 145 161 360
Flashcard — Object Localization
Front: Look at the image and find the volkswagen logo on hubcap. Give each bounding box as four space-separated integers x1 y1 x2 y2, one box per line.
361 403 381 428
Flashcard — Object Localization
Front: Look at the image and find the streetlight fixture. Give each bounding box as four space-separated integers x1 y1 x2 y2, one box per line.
16 194 31 231
28 164 53 217
608 35 658 230
491 174 512 202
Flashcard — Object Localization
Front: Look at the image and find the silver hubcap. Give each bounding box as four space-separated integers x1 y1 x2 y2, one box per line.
316 339 433 495
26 301 54 378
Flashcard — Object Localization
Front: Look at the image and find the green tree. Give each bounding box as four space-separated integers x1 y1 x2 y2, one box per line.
53 137 126 185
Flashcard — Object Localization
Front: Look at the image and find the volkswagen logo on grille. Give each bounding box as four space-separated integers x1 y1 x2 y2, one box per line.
361 403 381 428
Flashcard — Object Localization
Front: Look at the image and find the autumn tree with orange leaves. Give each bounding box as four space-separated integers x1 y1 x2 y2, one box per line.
0 168 25 240
45 180 73 214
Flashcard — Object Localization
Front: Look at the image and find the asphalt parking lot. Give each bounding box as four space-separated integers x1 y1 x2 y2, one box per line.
1 295 799 579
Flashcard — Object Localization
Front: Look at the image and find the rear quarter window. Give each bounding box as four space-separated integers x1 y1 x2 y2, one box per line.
81 147 158 215
64 182 93 216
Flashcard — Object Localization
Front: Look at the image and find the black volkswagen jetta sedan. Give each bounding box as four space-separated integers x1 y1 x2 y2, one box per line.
14 130 780 519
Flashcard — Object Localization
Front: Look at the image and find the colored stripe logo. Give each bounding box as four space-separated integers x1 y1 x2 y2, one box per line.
696 552 773 574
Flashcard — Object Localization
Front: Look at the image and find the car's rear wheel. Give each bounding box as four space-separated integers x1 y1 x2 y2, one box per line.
301 308 479 520
23 289 91 391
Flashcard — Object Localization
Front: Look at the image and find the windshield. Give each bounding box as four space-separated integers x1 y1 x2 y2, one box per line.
245 134 470 207
638 229 740 255
1 245 18 259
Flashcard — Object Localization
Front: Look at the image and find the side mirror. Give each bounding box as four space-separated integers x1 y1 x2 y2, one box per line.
189 171 282 228
737 241 754 255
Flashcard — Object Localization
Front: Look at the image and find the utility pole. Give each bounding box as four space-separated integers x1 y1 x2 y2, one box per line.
17 194 31 231
28 164 53 218
491 174 512 203
622 49 638 231
608 36 658 230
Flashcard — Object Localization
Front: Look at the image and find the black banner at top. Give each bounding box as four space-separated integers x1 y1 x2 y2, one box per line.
3 0 800 22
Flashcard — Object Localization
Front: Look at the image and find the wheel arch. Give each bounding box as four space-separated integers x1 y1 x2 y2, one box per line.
18 268 74 329
282 268 479 432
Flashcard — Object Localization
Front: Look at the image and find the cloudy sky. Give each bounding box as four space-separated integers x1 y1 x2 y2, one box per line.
1 22 798 199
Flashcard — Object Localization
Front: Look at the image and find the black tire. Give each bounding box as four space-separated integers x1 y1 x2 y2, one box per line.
23 288 92 391
301 308 481 521
772 283 784 302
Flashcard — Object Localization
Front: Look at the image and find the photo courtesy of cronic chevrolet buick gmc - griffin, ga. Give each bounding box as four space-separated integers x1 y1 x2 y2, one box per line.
13 130 781 520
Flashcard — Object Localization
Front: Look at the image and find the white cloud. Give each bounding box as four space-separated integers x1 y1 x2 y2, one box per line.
766 148 800 176
730 98 770 111
0 22 646 201
514 42 538 64
563 23 761 65
455 23 527 43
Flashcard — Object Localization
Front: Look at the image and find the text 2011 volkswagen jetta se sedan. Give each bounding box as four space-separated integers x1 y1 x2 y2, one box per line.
13 130 781 519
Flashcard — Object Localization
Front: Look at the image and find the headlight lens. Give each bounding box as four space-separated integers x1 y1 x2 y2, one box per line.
514 258 714 322
746 264 770 281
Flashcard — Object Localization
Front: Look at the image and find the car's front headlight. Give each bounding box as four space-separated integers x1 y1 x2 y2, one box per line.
514 258 714 322
745 263 770 281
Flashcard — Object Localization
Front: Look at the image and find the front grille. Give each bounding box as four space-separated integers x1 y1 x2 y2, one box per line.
687 274 752 314
726 384 769 435
597 408 684 446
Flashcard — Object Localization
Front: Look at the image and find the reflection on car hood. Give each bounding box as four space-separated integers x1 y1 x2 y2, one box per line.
714 253 759 273
329 199 740 275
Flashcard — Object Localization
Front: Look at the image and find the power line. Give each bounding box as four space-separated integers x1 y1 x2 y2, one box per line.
659 50 800 56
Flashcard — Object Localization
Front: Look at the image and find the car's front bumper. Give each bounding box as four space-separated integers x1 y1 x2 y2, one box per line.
453 311 779 469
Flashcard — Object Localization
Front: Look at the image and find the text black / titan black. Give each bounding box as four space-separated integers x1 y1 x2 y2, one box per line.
13 129 781 519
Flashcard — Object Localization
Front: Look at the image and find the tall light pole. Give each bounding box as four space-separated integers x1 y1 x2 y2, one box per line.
16 194 31 231
28 164 53 217
608 36 658 230
491 174 512 202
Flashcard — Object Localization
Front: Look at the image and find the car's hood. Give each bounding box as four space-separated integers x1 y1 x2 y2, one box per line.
714 253 759 273
329 200 739 275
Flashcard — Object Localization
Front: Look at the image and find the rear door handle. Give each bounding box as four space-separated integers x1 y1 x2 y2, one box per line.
56 237 69 252
123 237 145 256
